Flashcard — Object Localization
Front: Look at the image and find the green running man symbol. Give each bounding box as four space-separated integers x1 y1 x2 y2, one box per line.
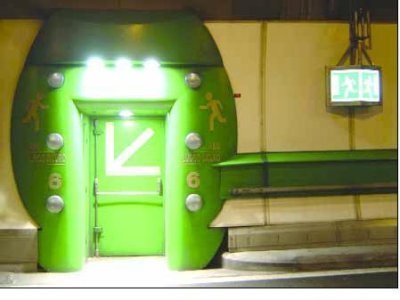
200 92 227 131
22 94 48 132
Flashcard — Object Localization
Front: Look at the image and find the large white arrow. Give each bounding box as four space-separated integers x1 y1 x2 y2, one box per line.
105 122 160 176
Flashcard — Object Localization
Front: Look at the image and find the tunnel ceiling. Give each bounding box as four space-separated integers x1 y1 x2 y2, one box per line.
1 0 397 22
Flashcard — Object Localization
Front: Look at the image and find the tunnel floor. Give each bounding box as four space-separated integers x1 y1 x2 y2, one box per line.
0 254 397 287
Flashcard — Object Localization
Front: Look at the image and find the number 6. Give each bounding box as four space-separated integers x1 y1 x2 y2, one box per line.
187 171 200 188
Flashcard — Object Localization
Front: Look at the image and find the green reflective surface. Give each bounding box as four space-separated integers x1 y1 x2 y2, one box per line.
217 150 397 199
93 118 165 256
12 47 237 271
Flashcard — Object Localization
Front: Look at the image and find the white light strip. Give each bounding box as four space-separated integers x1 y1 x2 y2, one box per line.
105 122 115 172
105 123 160 176
113 128 155 167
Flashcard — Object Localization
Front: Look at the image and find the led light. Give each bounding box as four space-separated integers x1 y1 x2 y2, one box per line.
46 195 64 213
82 57 166 99
185 194 203 212
119 110 133 118
87 57 104 69
47 72 64 88
144 58 160 70
185 73 201 89
115 58 131 70
46 133 64 150
185 132 202 150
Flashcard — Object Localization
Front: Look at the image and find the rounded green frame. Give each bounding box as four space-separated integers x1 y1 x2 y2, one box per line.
11 11 237 271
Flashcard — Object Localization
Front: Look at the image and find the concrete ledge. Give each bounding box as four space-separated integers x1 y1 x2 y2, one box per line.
228 219 397 252
0 229 37 272
222 244 398 271
0 263 37 273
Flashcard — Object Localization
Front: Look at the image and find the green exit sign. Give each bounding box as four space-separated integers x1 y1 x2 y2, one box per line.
326 66 382 106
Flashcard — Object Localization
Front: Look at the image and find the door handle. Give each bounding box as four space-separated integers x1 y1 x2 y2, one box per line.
157 178 163 196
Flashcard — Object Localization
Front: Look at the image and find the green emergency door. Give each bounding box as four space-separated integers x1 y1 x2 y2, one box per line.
91 117 165 256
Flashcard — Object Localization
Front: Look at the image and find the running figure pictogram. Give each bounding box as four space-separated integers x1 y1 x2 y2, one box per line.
342 76 356 98
363 76 374 97
200 92 226 131
22 94 48 131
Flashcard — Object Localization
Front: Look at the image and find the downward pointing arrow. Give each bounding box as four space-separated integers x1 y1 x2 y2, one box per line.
113 127 154 167
105 122 160 176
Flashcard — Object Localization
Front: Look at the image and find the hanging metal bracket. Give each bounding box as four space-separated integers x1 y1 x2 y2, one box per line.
337 8 373 66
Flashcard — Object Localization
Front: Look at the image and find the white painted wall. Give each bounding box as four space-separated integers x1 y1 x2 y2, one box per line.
0 20 42 229
207 21 397 224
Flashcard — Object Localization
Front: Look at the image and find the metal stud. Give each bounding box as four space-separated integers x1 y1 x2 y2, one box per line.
185 72 201 89
185 132 202 150
185 194 203 212
47 72 64 89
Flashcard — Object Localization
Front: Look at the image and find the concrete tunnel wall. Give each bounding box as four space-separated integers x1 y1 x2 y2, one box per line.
0 19 397 234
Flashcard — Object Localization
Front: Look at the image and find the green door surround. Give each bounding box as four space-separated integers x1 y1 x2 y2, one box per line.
11 11 237 271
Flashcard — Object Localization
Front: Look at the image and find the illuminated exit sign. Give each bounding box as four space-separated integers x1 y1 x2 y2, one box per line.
326 66 382 106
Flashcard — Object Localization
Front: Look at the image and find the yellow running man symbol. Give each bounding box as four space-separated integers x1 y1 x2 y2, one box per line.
22 94 48 132
200 92 227 131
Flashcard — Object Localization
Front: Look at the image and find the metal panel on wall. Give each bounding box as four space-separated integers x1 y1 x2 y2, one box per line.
359 194 397 220
206 22 262 153
268 195 357 224
264 23 351 152
353 24 397 150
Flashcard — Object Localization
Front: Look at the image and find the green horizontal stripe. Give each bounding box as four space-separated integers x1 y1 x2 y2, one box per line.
215 149 397 167
230 182 397 198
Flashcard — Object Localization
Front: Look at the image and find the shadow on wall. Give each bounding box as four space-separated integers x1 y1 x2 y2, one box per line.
326 106 383 119
353 106 384 120
325 106 349 117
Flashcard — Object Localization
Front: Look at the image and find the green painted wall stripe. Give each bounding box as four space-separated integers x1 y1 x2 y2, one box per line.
215 149 397 167
217 150 397 199
231 183 397 198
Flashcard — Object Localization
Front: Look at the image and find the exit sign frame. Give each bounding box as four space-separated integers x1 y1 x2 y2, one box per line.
326 65 382 107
